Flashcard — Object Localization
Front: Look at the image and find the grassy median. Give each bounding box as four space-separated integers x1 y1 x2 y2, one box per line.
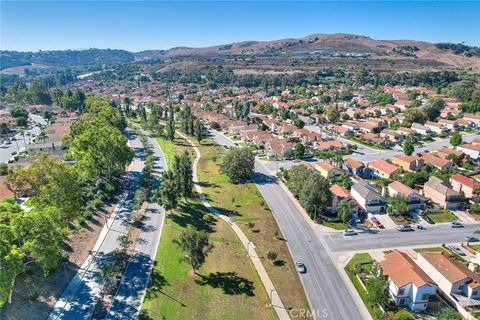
141 133 276 320
195 138 312 317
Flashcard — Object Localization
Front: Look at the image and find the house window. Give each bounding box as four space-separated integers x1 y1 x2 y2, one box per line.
473 290 478 296
421 293 429 301
458 285 464 291
399 298 406 305
398 288 405 295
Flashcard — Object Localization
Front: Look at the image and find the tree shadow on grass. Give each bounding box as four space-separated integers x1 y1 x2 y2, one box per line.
195 272 255 297
169 201 217 233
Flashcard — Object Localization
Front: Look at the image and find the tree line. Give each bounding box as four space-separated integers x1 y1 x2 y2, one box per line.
0 96 133 307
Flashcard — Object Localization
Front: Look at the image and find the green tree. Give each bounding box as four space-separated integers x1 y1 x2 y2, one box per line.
174 228 213 274
155 170 179 213
166 108 175 141
294 143 305 159
220 147 255 183
403 107 427 126
450 132 462 148
174 151 193 201
435 308 462 320
387 194 409 217
298 174 332 219
393 310 413 320
366 263 388 306
286 165 311 197
422 97 445 121
403 135 415 156
0 225 25 307
326 106 340 124
336 200 353 223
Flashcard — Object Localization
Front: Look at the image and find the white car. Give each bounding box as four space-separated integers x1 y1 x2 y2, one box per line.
450 221 464 228
295 259 306 273
343 229 357 236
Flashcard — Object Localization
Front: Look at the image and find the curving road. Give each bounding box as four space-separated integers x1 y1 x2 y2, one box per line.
207 129 365 319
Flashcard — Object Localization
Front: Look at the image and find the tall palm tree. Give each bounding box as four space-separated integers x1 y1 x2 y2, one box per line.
337 200 353 224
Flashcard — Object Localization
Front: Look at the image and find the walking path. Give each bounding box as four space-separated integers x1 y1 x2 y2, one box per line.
48 129 146 320
171 131 290 320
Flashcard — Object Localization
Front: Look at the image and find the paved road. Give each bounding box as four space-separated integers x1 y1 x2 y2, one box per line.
106 130 167 319
207 129 364 320
0 114 46 163
49 129 149 320
324 223 480 252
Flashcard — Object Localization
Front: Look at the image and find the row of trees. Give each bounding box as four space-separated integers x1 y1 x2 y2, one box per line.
282 165 332 220
0 96 133 307
154 151 193 212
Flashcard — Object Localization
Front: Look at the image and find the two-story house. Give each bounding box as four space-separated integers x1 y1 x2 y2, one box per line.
368 159 402 179
351 179 387 213
423 176 465 210
381 250 438 312
388 181 427 211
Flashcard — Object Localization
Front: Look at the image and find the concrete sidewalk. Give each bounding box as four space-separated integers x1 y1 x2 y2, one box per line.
175 131 291 320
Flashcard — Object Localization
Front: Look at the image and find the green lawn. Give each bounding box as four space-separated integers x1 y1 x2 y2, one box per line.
141 197 276 320
344 253 383 319
425 210 457 223
414 247 450 254
321 221 349 230
195 138 312 317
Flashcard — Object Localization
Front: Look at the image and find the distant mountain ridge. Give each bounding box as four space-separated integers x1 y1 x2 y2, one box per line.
2 33 479 73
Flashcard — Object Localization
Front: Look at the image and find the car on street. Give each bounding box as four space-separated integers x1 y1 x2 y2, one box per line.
450 221 464 228
397 224 414 232
447 244 466 256
295 259 306 273
465 236 479 242
10 151 17 156
417 224 426 230
343 229 357 236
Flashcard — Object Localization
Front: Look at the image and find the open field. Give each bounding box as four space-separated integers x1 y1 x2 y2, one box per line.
195 138 311 315
141 198 276 320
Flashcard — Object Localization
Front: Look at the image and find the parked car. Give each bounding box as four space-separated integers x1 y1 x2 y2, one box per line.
448 244 466 256
295 259 306 273
370 217 384 229
450 221 464 228
343 229 358 236
417 224 426 230
397 224 414 232
465 236 479 242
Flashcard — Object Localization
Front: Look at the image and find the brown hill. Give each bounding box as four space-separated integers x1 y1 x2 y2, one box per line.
140 33 480 73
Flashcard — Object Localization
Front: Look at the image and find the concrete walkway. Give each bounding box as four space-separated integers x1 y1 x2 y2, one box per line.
173 131 290 320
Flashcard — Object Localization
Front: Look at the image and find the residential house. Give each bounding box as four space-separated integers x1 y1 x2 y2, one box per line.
423 176 465 210
264 138 293 160
351 179 387 213
420 153 452 170
329 184 356 214
388 181 427 211
450 173 479 200
343 158 367 178
411 123 432 136
381 250 438 312
315 140 346 151
417 252 480 310
458 143 480 159
357 121 377 133
437 147 464 161
0 176 14 201
438 119 458 132
368 159 402 179
397 127 414 137
361 133 391 147
314 162 344 179
391 154 424 172
425 121 448 136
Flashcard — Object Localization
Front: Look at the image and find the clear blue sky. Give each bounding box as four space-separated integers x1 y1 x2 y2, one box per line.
1 1 479 52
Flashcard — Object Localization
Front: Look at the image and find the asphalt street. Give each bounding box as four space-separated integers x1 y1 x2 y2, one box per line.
324 222 480 252
105 130 167 319
49 129 151 320
207 129 364 320
0 114 46 163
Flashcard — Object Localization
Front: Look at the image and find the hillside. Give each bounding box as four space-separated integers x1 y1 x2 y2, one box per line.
2 34 479 73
